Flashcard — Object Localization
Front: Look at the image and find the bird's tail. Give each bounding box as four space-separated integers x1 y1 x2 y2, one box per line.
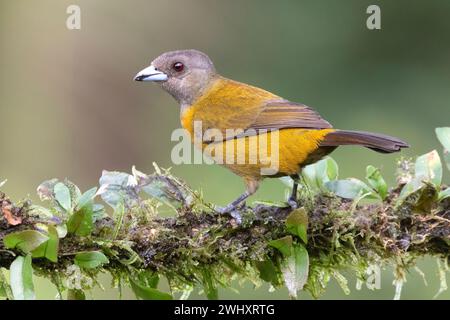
320 130 409 153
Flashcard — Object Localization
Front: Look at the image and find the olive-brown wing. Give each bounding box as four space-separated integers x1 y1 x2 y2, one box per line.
248 100 333 131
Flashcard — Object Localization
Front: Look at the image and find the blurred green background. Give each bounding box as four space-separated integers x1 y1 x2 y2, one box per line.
1 0 449 299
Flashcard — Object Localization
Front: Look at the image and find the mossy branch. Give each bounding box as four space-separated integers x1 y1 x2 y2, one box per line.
0 163 449 300
0 127 450 300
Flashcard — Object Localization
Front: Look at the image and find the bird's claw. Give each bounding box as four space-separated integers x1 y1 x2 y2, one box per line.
214 206 242 225
214 205 231 215
287 199 298 210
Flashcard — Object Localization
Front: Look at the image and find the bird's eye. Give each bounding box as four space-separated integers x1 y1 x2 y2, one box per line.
172 62 184 72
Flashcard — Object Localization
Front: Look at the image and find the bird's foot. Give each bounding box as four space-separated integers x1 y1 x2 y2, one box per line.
229 210 242 225
214 205 243 225
287 198 298 210
214 205 233 215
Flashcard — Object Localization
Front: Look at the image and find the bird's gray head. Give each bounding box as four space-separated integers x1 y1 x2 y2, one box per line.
134 49 217 105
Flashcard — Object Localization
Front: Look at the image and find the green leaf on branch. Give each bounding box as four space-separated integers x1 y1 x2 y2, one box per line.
414 150 442 186
399 178 423 199
32 225 59 262
130 279 173 300
112 200 125 239
399 182 438 212
56 224 68 238
0 268 12 299
366 166 388 200
129 271 169 300
4 230 49 253
67 203 94 236
9 255 35 300
76 187 97 210
444 152 450 172
436 127 450 171
436 127 450 150
74 251 109 269
201 269 218 300
269 235 293 257
302 157 338 190
140 172 194 209
400 150 442 200
134 270 160 288
256 259 280 286
98 166 195 211
54 182 72 212
285 208 308 243
98 171 140 209
438 188 450 201
325 179 379 200
281 243 309 299
36 179 58 201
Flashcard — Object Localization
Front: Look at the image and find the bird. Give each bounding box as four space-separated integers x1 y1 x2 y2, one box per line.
134 49 409 213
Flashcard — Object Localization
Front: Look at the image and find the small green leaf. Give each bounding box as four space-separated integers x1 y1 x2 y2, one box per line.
112 200 125 239
325 157 339 181
32 226 59 262
92 203 107 221
366 165 388 200
302 157 339 190
399 182 437 212
399 151 443 202
74 251 109 269
438 188 450 201
4 230 49 253
281 243 309 299
141 177 188 208
36 179 58 201
201 269 218 300
436 127 450 150
0 268 12 299
325 179 378 200
134 270 160 288
333 271 350 295
98 171 137 208
285 208 308 243
130 278 173 300
67 289 86 300
63 180 82 206
415 150 442 186
28 205 54 220
56 224 68 238
399 178 424 199
76 187 97 210
54 182 72 212
67 203 94 236
256 260 279 285
268 235 293 257
10 255 35 300
443 151 450 172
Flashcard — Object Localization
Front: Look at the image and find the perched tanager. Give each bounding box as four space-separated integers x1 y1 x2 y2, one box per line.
135 50 408 212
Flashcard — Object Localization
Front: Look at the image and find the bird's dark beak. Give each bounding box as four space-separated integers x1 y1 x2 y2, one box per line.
134 65 168 82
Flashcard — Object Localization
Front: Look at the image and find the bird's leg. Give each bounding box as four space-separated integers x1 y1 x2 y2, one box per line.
216 178 260 215
287 174 300 209
218 191 251 214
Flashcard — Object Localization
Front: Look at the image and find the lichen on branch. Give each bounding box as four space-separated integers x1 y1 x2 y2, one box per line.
0 128 450 300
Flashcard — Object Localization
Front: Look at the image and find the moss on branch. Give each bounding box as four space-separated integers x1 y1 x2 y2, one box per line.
0 127 450 300
0 162 449 300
